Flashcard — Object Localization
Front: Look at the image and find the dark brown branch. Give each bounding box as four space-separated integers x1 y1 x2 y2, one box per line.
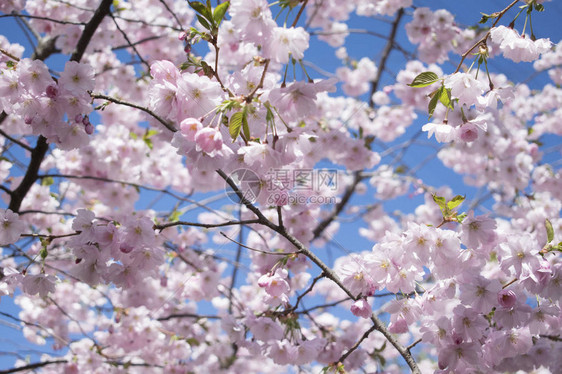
369 8 404 108
8 136 48 213
0 128 32 152
70 0 112 63
0 360 68 374
157 313 220 321
8 0 113 213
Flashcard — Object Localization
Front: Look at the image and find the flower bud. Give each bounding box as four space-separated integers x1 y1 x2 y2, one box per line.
497 289 517 308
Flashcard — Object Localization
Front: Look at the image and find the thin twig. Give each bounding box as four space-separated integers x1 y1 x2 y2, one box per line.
154 219 261 231
454 0 520 73
90 93 176 132
336 325 377 365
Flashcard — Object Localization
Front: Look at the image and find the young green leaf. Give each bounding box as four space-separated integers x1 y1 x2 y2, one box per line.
196 14 211 30
545 218 554 243
432 194 447 210
428 86 441 119
447 195 465 210
408 71 439 88
144 129 159 138
189 1 208 16
229 112 243 140
241 105 250 140
213 1 229 26
439 87 453 110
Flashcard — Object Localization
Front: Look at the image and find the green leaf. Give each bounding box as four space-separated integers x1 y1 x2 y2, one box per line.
439 87 453 109
229 112 243 140
196 14 211 30
408 71 440 88
457 212 467 223
144 138 153 150
144 129 158 139
40 247 48 260
213 1 229 26
217 99 240 113
428 87 441 119
189 1 212 20
241 105 250 140
432 194 447 210
447 195 465 210
545 219 554 243
534 3 545 11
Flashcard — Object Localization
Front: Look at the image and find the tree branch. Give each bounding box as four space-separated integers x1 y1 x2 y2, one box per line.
90 93 176 132
0 360 68 374
70 0 112 63
8 0 113 213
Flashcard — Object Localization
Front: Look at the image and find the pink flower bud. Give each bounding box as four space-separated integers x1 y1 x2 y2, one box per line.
46 84 59 99
84 123 94 135
497 289 517 308
74 114 83 123
120 243 134 254
178 31 187 41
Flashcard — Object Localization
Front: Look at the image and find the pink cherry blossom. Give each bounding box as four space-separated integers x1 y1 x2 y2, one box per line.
0 209 25 245
490 25 552 63
350 298 372 319
21 273 57 298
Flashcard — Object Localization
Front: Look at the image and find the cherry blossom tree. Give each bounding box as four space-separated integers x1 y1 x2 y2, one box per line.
0 0 560 373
